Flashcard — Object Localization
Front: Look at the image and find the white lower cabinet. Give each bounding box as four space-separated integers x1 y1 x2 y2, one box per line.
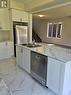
22 48 30 73
0 42 14 60
16 46 71 95
16 46 31 73
47 57 63 94
16 46 23 67
0 43 7 60
7 42 14 57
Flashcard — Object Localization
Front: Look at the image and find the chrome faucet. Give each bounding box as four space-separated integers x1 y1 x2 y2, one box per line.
32 39 35 45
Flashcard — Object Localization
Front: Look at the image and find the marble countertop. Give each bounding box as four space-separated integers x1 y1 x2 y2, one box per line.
16 43 71 63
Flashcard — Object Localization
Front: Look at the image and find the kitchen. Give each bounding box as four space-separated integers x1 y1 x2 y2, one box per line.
0 0 71 95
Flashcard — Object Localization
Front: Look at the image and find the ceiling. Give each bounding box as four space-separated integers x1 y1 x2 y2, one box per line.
33 2 71 19
16 0 54 10
24 0 71 12
15 0 71 19
16 0 32 3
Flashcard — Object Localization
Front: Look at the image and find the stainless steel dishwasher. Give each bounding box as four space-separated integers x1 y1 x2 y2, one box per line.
31 51 47 86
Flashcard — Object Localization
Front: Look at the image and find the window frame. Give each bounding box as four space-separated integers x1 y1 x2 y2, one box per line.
47 22 62 39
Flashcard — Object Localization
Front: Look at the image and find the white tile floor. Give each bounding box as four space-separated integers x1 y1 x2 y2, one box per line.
0 58 56 95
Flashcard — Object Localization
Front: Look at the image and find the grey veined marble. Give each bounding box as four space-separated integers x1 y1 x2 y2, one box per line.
0 58 56 95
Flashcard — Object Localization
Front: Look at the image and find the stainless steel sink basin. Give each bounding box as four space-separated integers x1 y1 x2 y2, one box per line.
21 43 41 48
27 44 41 48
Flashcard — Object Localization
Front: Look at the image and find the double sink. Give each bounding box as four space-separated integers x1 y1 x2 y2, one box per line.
21 43 41 48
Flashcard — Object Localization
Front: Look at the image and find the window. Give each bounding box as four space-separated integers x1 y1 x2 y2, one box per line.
0 0 7 8
47 22 62 38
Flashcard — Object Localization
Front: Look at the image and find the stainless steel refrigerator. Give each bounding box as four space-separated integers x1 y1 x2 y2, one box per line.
13 21 28 57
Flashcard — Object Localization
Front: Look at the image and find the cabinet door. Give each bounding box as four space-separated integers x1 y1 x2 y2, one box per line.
0 9 10 30
47 57 62 94
0 42 14 59
16 46 23 67
22 48 30 73
0 42 6 59
0 42 8 60
12 9 28 22
7 42 14 57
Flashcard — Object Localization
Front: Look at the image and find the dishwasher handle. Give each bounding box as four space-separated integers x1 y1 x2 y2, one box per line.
35 55 41 60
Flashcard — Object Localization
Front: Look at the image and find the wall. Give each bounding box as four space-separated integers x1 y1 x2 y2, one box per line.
33 17 71 46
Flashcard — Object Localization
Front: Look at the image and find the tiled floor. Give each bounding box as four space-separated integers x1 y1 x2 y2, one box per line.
0 58 56 95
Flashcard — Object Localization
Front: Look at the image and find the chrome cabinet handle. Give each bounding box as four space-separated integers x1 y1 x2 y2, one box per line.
35 55 40 60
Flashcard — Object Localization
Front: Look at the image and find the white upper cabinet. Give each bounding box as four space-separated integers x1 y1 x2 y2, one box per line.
11 9 28 22
0 8 10 30
11 9 32 43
